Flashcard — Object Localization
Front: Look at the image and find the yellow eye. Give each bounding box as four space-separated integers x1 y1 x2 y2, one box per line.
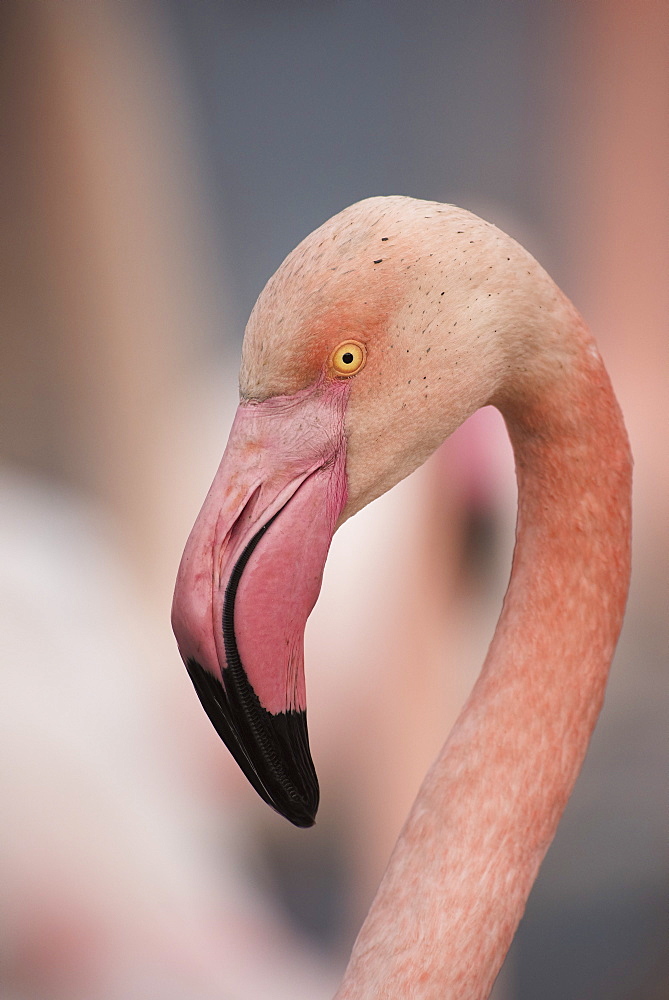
330 340 367 377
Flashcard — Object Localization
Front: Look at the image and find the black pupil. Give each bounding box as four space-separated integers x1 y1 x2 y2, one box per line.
342 352 354 365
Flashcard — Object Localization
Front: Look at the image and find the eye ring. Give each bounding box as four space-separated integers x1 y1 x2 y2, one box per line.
329 340 367 377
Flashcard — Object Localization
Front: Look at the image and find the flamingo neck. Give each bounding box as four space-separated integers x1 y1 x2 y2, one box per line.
335 331 632 999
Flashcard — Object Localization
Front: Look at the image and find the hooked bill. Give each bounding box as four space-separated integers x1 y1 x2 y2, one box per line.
172 383 349 826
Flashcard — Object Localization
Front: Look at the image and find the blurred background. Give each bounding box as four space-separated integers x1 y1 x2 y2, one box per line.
0 2 666 998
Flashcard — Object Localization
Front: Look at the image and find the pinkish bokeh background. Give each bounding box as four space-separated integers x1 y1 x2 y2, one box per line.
1 3 666 998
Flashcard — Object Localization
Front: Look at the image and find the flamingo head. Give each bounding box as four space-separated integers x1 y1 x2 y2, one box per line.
171 196 536 825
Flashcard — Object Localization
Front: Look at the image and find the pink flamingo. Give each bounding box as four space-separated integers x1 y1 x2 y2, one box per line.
172 196 631 998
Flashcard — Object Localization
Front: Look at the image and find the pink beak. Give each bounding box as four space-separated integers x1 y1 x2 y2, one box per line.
172 381 349 826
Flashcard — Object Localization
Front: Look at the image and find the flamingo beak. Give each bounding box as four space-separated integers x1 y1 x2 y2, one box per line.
171 383 348 827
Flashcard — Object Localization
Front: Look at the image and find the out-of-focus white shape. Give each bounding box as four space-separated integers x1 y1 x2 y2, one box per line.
0 467 335 1000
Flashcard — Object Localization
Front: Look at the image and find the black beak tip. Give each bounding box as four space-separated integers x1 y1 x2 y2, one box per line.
262 708 320 827
280 798 318 828
184 656 320 827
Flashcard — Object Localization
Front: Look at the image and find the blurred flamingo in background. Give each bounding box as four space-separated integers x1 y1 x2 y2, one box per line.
173 196 632 998
0 469 343 1000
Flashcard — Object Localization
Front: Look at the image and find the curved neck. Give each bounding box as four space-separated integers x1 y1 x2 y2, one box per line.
336 334 632 999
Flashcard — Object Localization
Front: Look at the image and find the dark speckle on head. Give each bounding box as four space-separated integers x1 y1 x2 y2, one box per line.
374 259 383 264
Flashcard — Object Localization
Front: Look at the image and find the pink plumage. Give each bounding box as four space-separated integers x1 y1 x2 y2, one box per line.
173 196 632 998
